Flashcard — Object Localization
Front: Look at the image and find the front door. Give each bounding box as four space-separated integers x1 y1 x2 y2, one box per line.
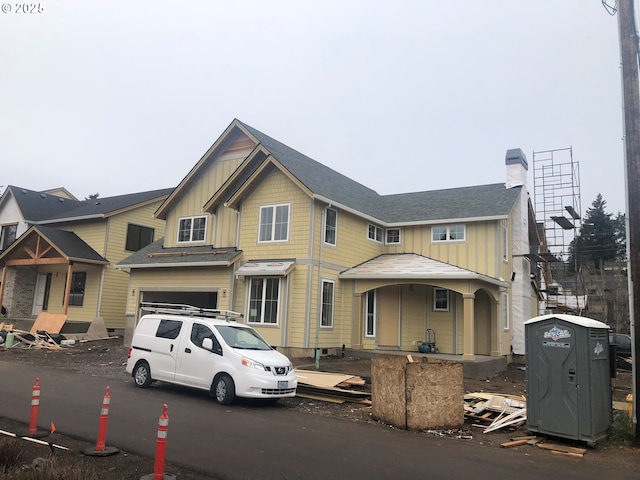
32 273 51 316
377 286 400 347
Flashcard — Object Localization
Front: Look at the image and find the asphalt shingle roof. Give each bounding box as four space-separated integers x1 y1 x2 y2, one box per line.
33 225 108 263
237 121 520 224
4 185 174 223
116 238 241 268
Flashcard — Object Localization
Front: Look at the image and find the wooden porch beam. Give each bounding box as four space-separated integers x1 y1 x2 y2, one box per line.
5 258 69 266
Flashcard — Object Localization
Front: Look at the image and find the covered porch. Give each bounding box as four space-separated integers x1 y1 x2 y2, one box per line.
339 254 511 361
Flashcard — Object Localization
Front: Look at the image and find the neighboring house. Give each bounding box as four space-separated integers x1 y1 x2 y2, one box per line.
117 119 539 362
0 186 173 333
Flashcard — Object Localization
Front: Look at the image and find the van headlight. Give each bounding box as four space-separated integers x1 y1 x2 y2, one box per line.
241 357 266 370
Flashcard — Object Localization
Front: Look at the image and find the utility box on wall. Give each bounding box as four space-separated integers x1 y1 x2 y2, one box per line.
524 314 611 445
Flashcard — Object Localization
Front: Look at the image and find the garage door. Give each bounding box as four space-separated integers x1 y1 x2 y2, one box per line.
141 291 218 309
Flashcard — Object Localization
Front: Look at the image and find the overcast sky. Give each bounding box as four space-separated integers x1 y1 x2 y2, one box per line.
1 0 629 218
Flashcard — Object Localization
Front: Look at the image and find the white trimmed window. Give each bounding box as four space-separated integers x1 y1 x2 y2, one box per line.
432 224 466 242
178 216 207 243
0 223 17 250
433 288 449 311
368 224 383 243
324 208 337 246
321 280 334 327
502 292 509 330
248 277 280 324
385 228 401 244
365 290 376 337
259 204 290 242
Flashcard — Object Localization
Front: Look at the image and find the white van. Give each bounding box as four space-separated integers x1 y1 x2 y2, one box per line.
126 303 297 404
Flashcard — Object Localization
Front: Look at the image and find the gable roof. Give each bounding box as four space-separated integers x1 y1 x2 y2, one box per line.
157 118 522 227
0 225 108 265
1 186 174 224
236 120 521 224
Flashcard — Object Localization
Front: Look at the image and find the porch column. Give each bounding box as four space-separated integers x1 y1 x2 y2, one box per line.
490 299 500 357
351 293 363 350
462 293 475 361
62 263 73 315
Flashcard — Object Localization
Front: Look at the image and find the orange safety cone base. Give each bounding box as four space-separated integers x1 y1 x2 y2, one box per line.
81 445 120 457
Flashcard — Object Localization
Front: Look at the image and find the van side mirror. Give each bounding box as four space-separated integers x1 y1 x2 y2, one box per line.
202 338 213 350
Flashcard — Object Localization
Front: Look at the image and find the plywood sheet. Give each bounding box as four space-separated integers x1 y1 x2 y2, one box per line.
295 369 360 389
30 313 67 334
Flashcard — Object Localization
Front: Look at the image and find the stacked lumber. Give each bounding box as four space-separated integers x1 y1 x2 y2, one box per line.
464 392 526 432
294 369 371 403
0 322 14 331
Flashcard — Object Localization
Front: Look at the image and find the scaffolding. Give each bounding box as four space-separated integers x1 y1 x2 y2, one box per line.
533 147 583 313
533 147 581 262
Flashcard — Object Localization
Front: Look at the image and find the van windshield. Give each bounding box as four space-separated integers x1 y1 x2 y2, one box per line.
214 325 272 350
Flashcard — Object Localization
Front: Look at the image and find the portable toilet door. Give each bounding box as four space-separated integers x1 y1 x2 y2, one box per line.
524 314 611 445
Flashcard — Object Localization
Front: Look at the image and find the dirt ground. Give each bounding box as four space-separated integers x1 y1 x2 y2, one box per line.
0 337 638 479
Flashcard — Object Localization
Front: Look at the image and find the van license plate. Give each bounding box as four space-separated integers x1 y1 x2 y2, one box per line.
278 381 288 389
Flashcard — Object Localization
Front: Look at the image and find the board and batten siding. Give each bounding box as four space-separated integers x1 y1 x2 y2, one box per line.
384 220 506 279
164 148 249 248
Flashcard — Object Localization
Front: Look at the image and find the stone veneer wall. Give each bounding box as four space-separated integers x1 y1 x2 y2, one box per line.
3 266 37 318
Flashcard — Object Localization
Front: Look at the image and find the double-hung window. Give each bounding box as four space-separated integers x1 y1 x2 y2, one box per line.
259 204 290 242
0 223 17 250
321 280 334 327
385 228 401 244
324 208 337 245
368 224 382 243
178 216 207 243
433 288 449 312
432 224 465 242
248 278 280 324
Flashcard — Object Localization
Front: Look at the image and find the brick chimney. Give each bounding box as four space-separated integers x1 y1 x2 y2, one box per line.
505 148 528 188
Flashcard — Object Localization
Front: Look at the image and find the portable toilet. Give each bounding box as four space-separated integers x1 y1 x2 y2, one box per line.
524 314 611 445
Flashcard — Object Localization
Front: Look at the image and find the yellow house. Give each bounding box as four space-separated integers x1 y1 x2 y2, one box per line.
117 119 540 367
0 187 173 334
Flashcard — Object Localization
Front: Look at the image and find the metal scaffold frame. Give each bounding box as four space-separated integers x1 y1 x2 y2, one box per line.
533 147 582 263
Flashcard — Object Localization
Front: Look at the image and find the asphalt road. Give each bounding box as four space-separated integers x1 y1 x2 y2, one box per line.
1 361 636 480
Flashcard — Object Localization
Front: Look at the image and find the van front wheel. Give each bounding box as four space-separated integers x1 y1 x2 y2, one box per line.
133 361 152 388
213 375 235 405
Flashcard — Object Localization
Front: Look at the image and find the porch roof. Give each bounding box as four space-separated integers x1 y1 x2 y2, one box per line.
116 238 242 269
339 253 508 286
0 225 108 265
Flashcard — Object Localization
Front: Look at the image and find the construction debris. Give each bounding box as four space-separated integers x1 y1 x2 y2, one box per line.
464 392 527 433
500 434 587 458
294 369 371 403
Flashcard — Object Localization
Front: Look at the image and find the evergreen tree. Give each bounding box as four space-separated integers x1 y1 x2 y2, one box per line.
568 194 620 272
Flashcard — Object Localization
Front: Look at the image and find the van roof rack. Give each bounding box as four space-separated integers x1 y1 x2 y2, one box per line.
139 302 243 321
